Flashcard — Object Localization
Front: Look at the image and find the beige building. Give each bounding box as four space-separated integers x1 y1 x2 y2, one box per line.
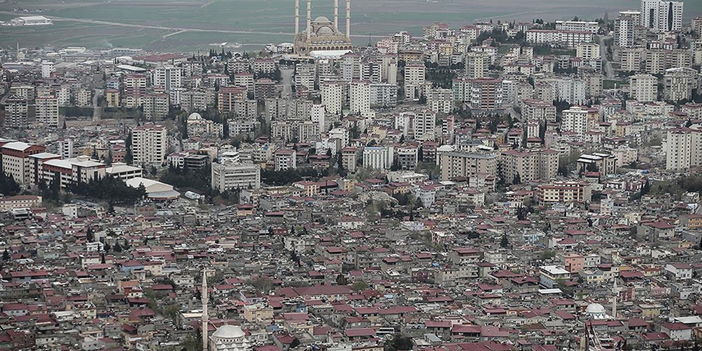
464 52 490 79
438 150 497 181
211 160 261 191
664 67 697 102
131 124 167 167
665 127 702 171
629 74 658 102
536 181 592 205
35 96 59 128
500 149 559 184
341 147 358 173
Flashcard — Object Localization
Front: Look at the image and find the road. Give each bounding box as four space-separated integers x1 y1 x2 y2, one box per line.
92 88 103 121
0 10 387 39
280 68 294 100
598 35 615 80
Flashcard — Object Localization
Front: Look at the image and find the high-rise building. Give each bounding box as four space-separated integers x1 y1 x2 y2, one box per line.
142 94 169 121
468 78 504 110
369 83 398 108
57 139 73 159
211 160 261 191
321 81 343 115
35 96 59 128
341 147 358 173
665 128 702 170
562 107 590 135
464 52 490 79
124 74 147 108
152 65 182 92
5 96 28 129
640 0 683 32
500 149 559 184
363 146 394 170
664 67 697 101
349 80 371 114
131 124 167 167
413 110 436 141
629 74 658 102
614 12 639 47
41 61 55 79
404 62 426 100
438 149 497 181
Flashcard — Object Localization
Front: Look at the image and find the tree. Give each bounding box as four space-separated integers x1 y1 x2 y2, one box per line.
351 280 368 291
2 249 9 261
290 338 300 349
86 227 94 242
104 242 111 253
500 233 509 248
513 172 521 185
336 274 348 285
113 242 123 253
385 334 413 351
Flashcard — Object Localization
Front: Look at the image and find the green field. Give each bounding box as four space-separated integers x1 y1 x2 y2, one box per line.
1 0 700 52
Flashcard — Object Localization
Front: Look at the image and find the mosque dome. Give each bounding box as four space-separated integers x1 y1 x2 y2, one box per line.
212 325 245 338
585 303 606 316
188 113 202 121
317 26 335 36
314 16 331 23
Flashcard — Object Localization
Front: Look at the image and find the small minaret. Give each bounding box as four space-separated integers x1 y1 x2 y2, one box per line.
295 0 300 35
345 0 350 39
306 0 312 41
202 269 208 351
611 277 618 319
334 0 339 30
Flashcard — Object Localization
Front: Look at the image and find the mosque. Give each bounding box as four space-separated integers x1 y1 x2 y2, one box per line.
293 0 354 55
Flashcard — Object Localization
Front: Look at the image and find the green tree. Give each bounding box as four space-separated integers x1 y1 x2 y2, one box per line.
500 233 509 248
2 249 9 261
351 280 368 291
385 334 413 351
336 274 348 285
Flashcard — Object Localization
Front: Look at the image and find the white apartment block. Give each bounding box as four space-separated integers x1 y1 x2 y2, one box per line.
556 78 587 105
274 149 297 171
310 104 326 132
525 30 594 47
41 61 55 79
131 124 167 167
641 0 683 32
369 83 398 107
464 52 489 79
363 146 394 170
665 127 702 171
211 160 261 191
562 107 589 135
153 65 183 92
57 139 73 159
321 82 343 115
5 96 28 129
555 20 599 33
576 43 600 60
35 96 59 128
629 74 658 102
664 67 697 101
349 80 371 114
614 13 638 47
413 110 437 141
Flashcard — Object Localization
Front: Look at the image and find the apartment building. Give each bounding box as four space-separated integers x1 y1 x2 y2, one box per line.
131 124 167 167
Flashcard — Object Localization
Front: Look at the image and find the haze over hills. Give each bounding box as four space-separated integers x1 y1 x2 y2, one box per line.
0 0 698 51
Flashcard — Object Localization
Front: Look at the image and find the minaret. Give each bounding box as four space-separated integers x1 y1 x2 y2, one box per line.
611 277 618 319
345 0 350 39
295 0 300 35
202 269 208 351
334 0 339 30
306 0 312 41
